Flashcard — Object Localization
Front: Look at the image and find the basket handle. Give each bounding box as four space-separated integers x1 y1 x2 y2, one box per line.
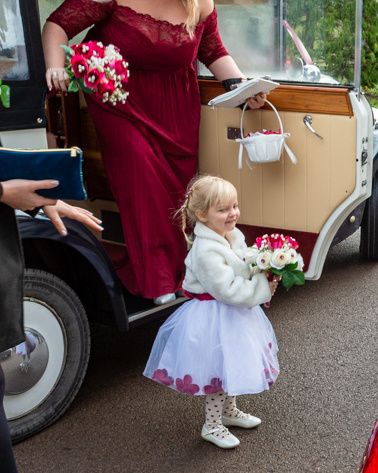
240 99 284 139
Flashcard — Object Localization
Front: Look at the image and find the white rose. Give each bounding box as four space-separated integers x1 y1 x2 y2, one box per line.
244 246 259 265
270 249 290 269
296 254 304 271
256 251 272 270
288 249 298 264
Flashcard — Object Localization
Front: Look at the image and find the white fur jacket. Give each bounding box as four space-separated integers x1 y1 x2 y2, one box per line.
182 222 271 308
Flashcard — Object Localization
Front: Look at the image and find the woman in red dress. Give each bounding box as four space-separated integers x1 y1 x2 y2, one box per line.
42 0 265 304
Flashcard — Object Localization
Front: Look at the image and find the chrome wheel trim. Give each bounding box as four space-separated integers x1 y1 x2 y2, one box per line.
2 327 49 395
3 298 66 420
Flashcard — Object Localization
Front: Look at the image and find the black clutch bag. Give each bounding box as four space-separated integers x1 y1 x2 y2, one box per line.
0 146 87 200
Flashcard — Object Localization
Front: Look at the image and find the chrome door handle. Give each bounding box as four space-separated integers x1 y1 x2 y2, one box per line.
303 115 324 139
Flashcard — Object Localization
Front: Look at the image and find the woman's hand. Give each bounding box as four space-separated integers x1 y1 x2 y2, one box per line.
43 200 103 236
0 179 58 210
46 67 69 92
246 92 266 110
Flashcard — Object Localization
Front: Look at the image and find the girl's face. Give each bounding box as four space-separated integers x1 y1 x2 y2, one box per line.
197 194 240 237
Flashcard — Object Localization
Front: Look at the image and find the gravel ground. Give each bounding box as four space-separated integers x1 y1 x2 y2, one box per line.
13 231 378 473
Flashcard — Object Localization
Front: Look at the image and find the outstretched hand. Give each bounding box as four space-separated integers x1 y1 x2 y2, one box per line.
43 200 103 236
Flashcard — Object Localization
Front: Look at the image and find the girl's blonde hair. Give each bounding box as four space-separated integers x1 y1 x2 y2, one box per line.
177 175 238 246
182 0 199 37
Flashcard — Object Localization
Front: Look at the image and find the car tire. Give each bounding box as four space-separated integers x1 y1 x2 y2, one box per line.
360 175 378 259
3 269 90 443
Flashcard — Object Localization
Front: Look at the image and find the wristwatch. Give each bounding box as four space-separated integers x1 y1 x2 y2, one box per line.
222 78 246 92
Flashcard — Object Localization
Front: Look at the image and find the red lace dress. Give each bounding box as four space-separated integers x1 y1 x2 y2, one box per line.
48 0 228 298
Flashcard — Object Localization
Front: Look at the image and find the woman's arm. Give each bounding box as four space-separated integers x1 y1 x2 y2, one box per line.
42 22 69 91
41 0 116 91
197 0 266 109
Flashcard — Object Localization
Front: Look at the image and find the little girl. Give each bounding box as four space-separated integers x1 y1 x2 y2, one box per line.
143 175 279 449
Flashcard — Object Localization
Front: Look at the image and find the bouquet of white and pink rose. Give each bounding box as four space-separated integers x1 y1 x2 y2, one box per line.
61 41 129 106
245 233 305 290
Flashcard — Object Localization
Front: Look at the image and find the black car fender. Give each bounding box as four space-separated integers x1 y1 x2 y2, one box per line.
17 213 128 331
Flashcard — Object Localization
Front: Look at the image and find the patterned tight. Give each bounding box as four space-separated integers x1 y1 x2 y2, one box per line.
205 393 239 429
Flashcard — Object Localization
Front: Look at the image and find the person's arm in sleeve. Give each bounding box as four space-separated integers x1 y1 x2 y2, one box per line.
42 0 116 91
0 180 103 235
195 250 271 307
197 2 265 109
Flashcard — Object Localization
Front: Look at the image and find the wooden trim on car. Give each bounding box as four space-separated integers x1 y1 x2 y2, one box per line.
199 80 354 116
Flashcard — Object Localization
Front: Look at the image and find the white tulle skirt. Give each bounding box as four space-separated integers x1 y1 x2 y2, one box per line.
143 299 279 396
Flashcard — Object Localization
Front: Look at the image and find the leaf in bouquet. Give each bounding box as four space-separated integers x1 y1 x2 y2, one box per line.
0 84 10 108
285 262 298 271
282 269 305 290
66 69 75 80
68 80 79 93
291 270 305 285
61 44 75 56
77 78 94 94
270 268 284 276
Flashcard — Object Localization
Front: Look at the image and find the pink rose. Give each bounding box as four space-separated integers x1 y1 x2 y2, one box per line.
269 233 285 249
70 54 88 78
84 68 106 89
73 41 105 59
97 78 116 95
255 236 266 250
285 236 299 250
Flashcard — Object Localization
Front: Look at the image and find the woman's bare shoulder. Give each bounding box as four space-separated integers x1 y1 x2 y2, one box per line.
198 0 215 22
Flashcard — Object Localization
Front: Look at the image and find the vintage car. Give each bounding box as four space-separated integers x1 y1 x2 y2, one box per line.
0 0 376 442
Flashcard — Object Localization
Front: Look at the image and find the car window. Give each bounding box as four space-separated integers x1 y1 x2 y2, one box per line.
0 0 30 80
198 0 356 87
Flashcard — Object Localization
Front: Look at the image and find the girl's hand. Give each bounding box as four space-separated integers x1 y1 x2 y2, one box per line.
43 200 104 236
247 92 266 110
46 67 69 92
265 273 281 296
269 279 279 296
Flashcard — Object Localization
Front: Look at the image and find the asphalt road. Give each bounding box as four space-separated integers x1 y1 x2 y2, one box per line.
13 231 378 473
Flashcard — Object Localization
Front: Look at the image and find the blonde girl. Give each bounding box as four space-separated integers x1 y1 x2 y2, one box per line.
144 176 279 449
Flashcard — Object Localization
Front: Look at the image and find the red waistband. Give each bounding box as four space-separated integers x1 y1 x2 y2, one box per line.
183 290 215 301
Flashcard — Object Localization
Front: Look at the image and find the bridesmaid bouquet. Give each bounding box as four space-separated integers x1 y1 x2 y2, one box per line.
245 233 305 290
61 41 129 106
